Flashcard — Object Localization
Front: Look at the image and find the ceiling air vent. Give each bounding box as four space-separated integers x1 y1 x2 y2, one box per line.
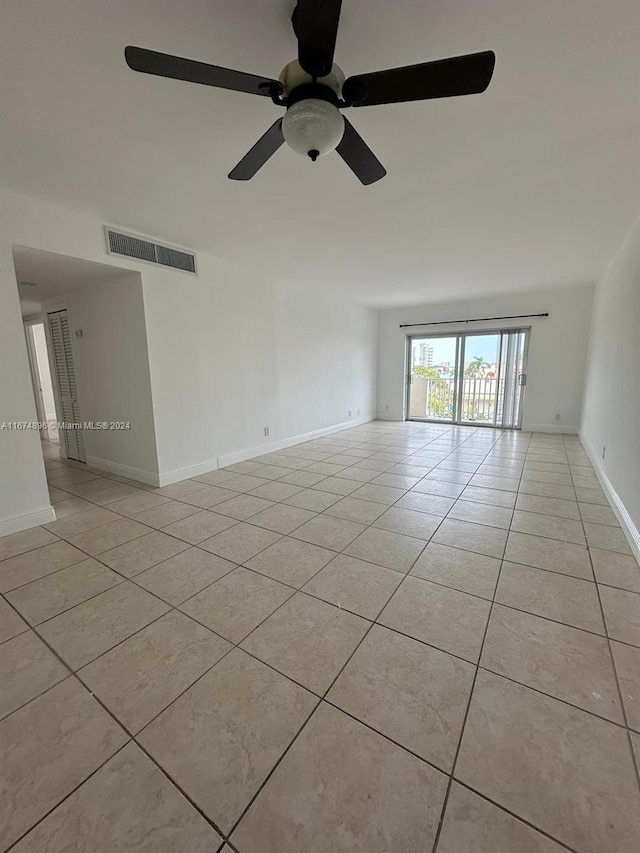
104 227 197 274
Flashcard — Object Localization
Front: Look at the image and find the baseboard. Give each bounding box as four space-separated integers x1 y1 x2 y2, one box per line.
0 505 57 536
523 423 579 434
216 415 375 469
86 455 161 487
375 416 579 433
155 416 375 485
157 457 220 487
580 434 640 561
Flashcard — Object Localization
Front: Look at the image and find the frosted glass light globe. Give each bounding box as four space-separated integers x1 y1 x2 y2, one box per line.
282 98 345 160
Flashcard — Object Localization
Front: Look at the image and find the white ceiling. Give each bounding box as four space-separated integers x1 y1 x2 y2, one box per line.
2 0 639 307
13 246 133 316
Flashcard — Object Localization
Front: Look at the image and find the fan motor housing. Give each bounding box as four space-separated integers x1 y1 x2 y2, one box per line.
279 60 345 99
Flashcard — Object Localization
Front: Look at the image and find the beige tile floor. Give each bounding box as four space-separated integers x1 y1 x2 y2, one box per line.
1 422 640 852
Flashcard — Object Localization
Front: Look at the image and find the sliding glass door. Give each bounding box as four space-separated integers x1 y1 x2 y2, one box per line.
459 333 501 425
407 335 458 422
407 328 529 429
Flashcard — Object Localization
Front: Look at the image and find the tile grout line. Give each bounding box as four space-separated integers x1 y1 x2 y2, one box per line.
431 430 528 853
20 434 624 666
217 422 493 839
10 429 496 635
9 559 630 745
5 574 239 848
446 779 583 853
3 429 466 639
22 432 640 666
3 739 134 853
45 443 618 572
178 425 507 841
564 432 640 795
220 460 471 843
5 425 638 848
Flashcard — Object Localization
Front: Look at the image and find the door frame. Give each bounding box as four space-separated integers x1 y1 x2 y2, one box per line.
405 333 460 424
508 327 531 430
23 319 48 434
405 327 530 429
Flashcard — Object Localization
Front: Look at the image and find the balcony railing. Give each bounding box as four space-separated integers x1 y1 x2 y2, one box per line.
409 375 500 423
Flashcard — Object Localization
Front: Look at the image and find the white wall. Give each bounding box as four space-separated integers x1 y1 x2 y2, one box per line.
0 237 54 534
377 287 594 432
0 188 377 522
581 216 640 546
48 273 159 482
141 263 377 480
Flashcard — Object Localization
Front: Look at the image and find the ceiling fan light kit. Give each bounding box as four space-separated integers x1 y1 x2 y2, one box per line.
282 97 344 160
124 0 495 184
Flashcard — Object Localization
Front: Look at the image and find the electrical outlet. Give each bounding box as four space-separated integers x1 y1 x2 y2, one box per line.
357 408 360 415
554 413 561 422
385 404 389 411
264 426 269 437
348 410 352 417
602 446 606 460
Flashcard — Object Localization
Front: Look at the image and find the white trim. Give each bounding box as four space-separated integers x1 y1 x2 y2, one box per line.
523 423 578 434
379 415 579 434
156 415 375 485
157 458 220 487
0 505 57 536
86 455 160 487
216 415 374 469
23 322 47 428
580 434 640 561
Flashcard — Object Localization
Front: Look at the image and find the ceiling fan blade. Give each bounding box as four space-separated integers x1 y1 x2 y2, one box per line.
228 119 285 180
343 50 495 107
125 46 282 98
295 0 343 78
336 117 386 185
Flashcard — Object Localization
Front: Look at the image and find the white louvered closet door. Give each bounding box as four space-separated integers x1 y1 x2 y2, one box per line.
47 310 85 461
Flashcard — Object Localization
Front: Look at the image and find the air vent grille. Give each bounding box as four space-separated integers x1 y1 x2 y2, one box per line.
107 231 156 263
155 245 196 272
105 228 197 274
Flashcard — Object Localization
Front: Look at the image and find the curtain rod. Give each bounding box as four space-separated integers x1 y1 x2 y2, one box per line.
399 312 549 329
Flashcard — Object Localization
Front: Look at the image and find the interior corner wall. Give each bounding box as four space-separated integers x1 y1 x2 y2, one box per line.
0 236 54 533
55 272 159 483
1 188 378 496
141 267 378 482
580 215 640 548
376 286 594 432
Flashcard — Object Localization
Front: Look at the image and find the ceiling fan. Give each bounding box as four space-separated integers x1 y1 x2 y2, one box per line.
125 1 495 185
